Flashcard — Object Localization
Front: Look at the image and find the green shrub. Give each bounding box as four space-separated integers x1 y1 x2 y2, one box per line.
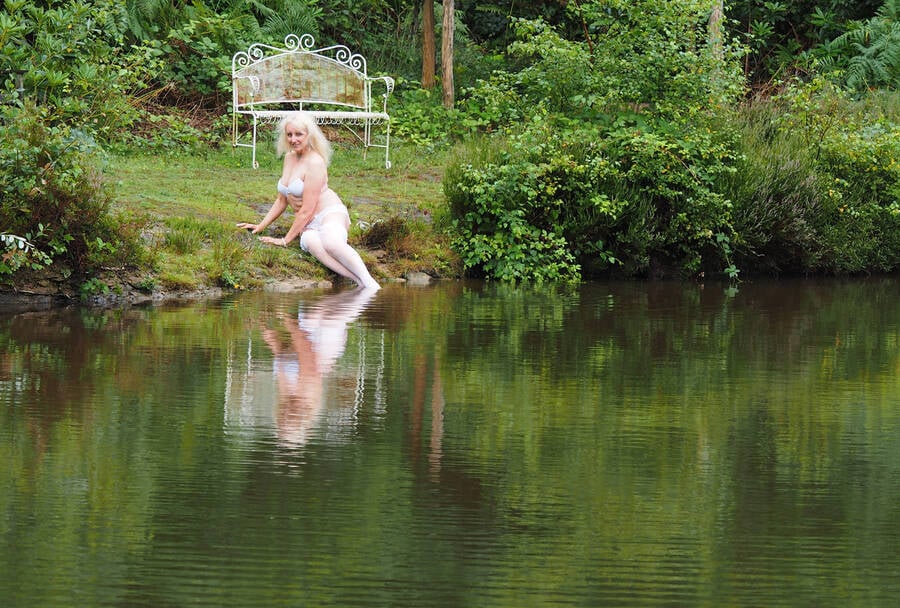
0 0 142 144
390 82 462 150
141 6 260 103
818 121 900 273
0 103 142 276
1 231 52 275
531 2 745 114
502 19 597 115
601 114 740 277
723 85 900 275
445 134 576 282
445 112 742 282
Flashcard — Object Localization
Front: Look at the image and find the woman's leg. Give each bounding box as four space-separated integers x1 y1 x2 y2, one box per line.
303 218 379 289
318 219 379 289
300 230 363 284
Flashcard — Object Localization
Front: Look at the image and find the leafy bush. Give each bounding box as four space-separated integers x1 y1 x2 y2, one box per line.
1 231 52 276
441 2 755 282
445 110 742 281
502 19 597 115
723 82 900 275
0 103 142 276
445 134 578 282
0 0 142 143
568 1 747 113
140 6 261 104
389 82 462 150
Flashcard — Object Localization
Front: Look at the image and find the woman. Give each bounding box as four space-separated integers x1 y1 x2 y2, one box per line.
237 111 379 289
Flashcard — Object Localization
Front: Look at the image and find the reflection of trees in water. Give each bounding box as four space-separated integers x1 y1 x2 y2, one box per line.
0 306 162 463
361 284 456 480
3 281 900 606
410 350 444 480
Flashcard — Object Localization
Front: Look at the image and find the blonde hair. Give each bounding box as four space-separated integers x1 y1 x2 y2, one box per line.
276 111 332 163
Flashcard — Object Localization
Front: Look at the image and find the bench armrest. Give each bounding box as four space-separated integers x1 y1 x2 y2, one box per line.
369 76 395 114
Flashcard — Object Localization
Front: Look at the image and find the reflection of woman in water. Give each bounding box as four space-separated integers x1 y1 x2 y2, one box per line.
260 287 378 447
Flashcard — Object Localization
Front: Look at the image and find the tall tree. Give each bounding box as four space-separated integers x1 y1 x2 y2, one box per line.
422 0 435 89
709 0 724 61
442 0 455 107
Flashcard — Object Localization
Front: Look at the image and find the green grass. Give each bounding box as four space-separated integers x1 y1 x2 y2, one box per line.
104 141 459 292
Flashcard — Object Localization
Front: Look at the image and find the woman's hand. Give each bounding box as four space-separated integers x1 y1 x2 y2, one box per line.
236 223 287 245
259 235 288 247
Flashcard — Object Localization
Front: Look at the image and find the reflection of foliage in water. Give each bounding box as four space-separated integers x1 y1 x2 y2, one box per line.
379 279 900 598
1 280 899 606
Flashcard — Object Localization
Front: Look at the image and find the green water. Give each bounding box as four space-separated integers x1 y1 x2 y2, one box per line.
2 279 898 607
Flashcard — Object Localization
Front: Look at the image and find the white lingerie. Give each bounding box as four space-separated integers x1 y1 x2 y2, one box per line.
297 311 349 374
277 178 348 252
299 205 350 252
277 178 305 197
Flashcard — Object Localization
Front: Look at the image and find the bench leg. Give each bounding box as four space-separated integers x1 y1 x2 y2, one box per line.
365 118 391 169
251 115 259 169
384 120 391 170
362 119 370 164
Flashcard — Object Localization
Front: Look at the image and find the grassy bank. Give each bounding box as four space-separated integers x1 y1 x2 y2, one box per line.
98 141 460 298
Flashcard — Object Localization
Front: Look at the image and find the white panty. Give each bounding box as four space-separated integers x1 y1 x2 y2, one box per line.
299 205 350 252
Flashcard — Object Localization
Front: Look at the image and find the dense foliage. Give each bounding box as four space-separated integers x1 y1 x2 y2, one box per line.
1 0 898 286
442 2 899 280
726 82 900 274
445 113 742 281
818 0 900 91
0 103 144 277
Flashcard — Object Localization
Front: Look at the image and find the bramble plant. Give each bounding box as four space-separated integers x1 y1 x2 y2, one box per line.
1 231 52 276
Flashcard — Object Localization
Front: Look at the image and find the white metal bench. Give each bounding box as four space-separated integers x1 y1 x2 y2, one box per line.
232 34 394 169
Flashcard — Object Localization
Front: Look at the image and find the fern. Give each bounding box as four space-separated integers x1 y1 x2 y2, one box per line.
828 0 900 90
124 0 180 41
259 0 322 42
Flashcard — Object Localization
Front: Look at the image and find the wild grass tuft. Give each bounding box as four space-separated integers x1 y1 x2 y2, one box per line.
210 240 248 288
164 218 207 254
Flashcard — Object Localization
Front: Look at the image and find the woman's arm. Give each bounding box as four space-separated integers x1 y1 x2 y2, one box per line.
238 194 288 235
237 153 293 241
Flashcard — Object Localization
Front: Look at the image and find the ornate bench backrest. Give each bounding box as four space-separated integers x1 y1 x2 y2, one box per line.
231 34 393 168
232 34 369 111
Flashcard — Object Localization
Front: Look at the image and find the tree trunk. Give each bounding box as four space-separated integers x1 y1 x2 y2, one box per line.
709 0 724 62
441 0 455 108
422 1 435 89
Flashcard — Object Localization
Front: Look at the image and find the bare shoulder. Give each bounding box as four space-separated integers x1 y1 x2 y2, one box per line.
302 152 328 182
306 151 328 172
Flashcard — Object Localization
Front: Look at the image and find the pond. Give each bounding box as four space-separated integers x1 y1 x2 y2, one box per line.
1 278 899 607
